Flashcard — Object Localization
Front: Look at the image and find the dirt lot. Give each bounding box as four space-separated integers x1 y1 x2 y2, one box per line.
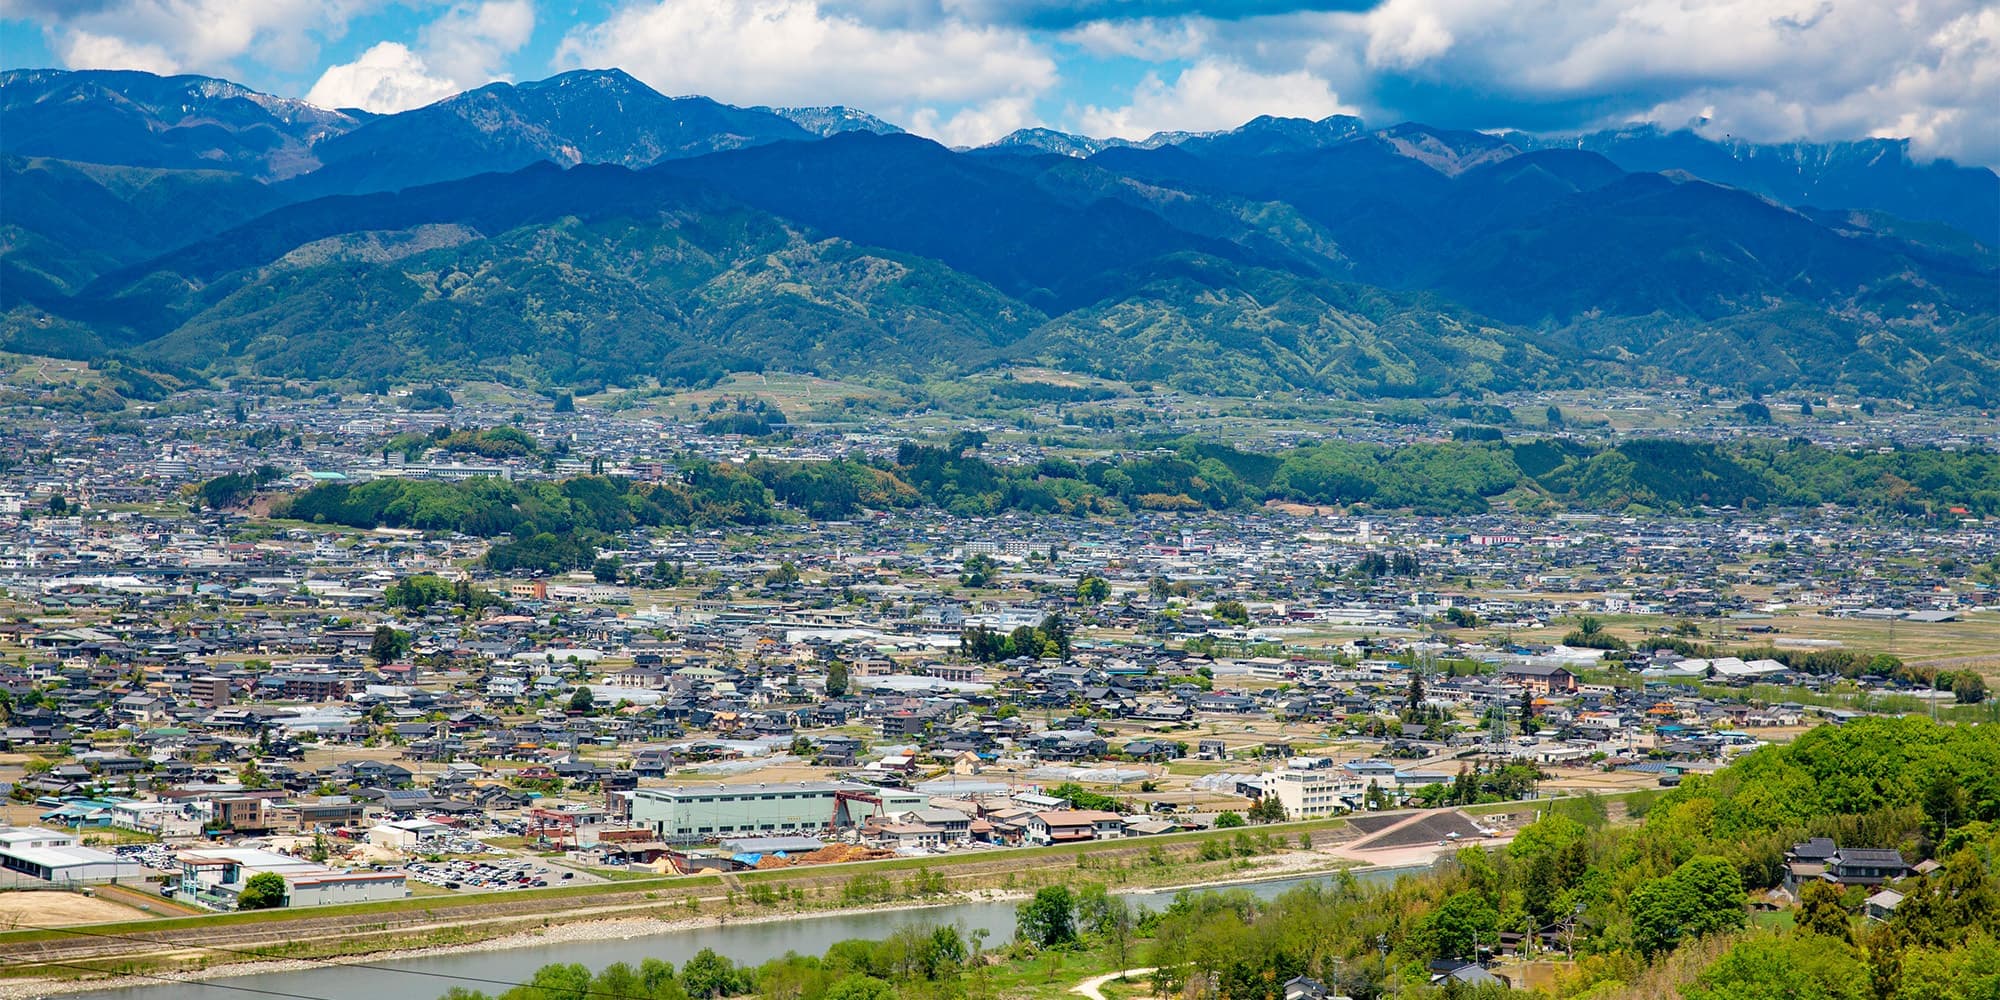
0 890 154 929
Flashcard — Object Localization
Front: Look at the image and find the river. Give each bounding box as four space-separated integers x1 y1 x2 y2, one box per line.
67 866 1425 1000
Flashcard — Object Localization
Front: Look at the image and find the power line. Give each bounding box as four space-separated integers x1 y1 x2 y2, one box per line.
11 920 676 1000
19 958 341 1000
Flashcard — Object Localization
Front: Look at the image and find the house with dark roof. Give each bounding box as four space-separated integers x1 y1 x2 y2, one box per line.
1827 848 1910 886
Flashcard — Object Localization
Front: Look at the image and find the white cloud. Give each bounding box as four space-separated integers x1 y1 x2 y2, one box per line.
1630 6 2000 164
1060 17 1209 60
1076 59 1354 139
419 0 537 86
21 0 370 77
1145 0 2000 164
303 41 461 113
554 0 1058 126
303 1 536 113
10 0 1997 166
53 30 181 76
1360 2 1451 69
908 95 1039 146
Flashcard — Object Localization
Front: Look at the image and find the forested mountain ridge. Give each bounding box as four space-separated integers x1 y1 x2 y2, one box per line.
283 69 820 199
2 68 1995 402
0 68 364 180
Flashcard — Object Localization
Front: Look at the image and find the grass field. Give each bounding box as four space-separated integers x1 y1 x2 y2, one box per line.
1483 609 2000 674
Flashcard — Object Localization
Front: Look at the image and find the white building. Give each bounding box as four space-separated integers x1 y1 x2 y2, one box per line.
0 827 145 884
177 847 408 908
369 818 452 852
1267 764 1362 819
109 801 203 838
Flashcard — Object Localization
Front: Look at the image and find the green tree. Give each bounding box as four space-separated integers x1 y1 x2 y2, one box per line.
823 974 895 1000
1212 599 1250 625
385 574 452 611
1631 855 1747 957
238 872 287 910
1683 933 1869 1000
592 557 623 584
1797 881 1851 941
1248 796 1288 823
825 659 849 697
1954 671 1988 703
680 948 741 998
1076 575 1110 604
1038 612 1073 660
960 554 998 588
1076 884 1135 970
1214 811 1246 828
763 561 801 589
567 687 595 714
238 761 271 790
368 625 409 665
1418 890 1500 961
1016 885 1078 947
1923 770 1968 844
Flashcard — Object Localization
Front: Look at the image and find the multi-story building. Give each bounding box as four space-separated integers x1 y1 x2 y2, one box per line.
192 674 232 708
1267 765 1360 819
625 781 925 844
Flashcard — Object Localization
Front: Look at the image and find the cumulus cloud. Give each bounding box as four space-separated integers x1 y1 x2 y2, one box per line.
418 0 536 86
908 95 1041 146
304 0 536 113
907 0 1375 31
15 0 368 77
1076 59 1354 138
1060 17 1209 60
52 29 181 75
555 0 1059 144
8 0 1995 165
303 41 460 113
1253 0 2000 163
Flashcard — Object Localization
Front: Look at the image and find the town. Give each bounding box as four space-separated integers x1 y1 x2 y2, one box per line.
1 369 1993 934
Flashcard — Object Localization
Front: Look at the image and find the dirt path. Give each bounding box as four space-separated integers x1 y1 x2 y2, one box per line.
1073 967 1157 1000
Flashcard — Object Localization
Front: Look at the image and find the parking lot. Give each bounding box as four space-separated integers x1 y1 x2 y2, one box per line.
112 843 180 871
406 857 584 891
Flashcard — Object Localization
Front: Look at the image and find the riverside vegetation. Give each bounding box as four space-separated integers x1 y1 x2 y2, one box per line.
437 716 2000 1000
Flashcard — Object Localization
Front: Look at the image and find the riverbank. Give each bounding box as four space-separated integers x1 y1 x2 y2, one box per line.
0 844 1451 1000
0 898 971 1000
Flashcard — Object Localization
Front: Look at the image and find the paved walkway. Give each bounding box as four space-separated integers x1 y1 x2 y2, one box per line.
1073 967 1157 1000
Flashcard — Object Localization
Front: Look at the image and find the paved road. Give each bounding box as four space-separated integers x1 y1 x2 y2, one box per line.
1072 967 1157 1000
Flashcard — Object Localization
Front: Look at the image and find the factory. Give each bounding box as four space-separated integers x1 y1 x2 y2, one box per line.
176 847 408 908
0 826 145 884
625 781 927 844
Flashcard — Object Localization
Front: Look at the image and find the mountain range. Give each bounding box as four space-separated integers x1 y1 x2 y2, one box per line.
2 67 1995 402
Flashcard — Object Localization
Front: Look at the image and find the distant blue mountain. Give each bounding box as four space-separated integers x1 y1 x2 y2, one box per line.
2 69 1995 403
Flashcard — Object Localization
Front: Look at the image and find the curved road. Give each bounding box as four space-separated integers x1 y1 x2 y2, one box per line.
1073 967 1157 1000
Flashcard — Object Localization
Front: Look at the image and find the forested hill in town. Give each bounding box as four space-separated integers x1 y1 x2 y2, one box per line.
3 68 1996 402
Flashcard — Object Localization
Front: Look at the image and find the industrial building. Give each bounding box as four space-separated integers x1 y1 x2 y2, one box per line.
0 826 145 884
176 847 408 908
625 781 926 844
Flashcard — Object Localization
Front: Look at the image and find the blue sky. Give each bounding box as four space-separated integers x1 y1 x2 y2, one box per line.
4 1 1995 163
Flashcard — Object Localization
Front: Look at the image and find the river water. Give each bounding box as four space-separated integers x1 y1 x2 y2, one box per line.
69 866 1424 1000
